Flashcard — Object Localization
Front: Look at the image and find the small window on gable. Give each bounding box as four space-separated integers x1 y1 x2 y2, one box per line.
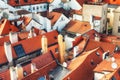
55 48 58 53
118 26 120 33
14 44 26 58
118 70 120 76
113 0 116 2
111 76 116 80
90 59 95 65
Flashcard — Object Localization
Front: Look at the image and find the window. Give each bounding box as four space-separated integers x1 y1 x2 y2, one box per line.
119 16 120 21
14 44 25 58
111 76 116 80
90 59 95 65
118 70 120 76
24 0 28 2
33 7 35 10
113 0 116 2
118 26 120 33
37 6 39 10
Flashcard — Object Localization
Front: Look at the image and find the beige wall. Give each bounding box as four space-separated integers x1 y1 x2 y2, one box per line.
113 12 120 35
83 3 108 33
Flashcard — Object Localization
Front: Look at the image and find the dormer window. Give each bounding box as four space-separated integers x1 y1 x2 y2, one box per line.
15 0 19 4
24 0 28 3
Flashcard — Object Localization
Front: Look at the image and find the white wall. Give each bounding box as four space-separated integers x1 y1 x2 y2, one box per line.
26 20 43 31
53 14 70 32
15 3 48 13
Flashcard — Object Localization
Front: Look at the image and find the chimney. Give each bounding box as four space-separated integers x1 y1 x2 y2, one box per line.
15 64 24 80
9 32 18 44
41 35 48 54
58 34 66 64
10 67 17 80
4 42 13 63
31 63 38 73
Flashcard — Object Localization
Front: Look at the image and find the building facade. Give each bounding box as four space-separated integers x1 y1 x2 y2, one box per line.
83 3 108 33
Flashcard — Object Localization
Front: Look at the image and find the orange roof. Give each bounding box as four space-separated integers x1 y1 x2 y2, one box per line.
63 47 104 80
64 20 91 34
85 39 116 53
83 29 101 39
0 36 9 46
47 12 62 26
94 54 120 79
0 19 19 36
0 30 58 65
101 35 120 46
8 0 48 6
0 69 10 80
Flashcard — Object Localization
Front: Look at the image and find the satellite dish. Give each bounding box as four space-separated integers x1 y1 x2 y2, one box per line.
111 62 118 69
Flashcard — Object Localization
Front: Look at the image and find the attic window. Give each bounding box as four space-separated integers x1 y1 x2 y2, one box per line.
24 0 28 2
14 44 26 58
111 76 116 80
118 26 120 33
118 70 120 76
23 71 27 77
90 59 95 65
15 0 19 4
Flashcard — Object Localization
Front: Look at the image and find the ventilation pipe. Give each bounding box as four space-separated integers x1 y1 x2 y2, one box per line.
9 32 18 44
41 35 48 54
73 46 79 58
4 42 13 64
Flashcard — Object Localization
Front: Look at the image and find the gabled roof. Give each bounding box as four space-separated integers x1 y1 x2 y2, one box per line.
64 47 104 80
8 0 49 6
0 19 19 36
64 20 91 34
47 12 62 26
94 54 120 79
0 30 58 65
85 39 116 53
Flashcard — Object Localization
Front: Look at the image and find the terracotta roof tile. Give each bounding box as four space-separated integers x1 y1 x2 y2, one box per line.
0 69 10 80
64 20 91 34
8 0 48 6
0 19 19 36
0 30 58 65
63 47 104 80
85 39 116 53
47 12 62 26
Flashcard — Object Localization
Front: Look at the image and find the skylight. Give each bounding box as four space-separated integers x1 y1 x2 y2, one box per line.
14 44 26 58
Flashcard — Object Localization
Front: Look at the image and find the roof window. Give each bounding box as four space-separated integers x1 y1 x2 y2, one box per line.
14 44 26 58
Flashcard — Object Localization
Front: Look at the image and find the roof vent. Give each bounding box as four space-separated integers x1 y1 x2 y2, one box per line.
9 32 18 44
4 42 13 63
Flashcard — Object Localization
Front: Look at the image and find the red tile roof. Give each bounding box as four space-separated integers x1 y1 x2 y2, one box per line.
63 47 104 80
8 0 49 6
0 19 19 36
0 69 10 80
85 39 116 53
0 30 58 65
